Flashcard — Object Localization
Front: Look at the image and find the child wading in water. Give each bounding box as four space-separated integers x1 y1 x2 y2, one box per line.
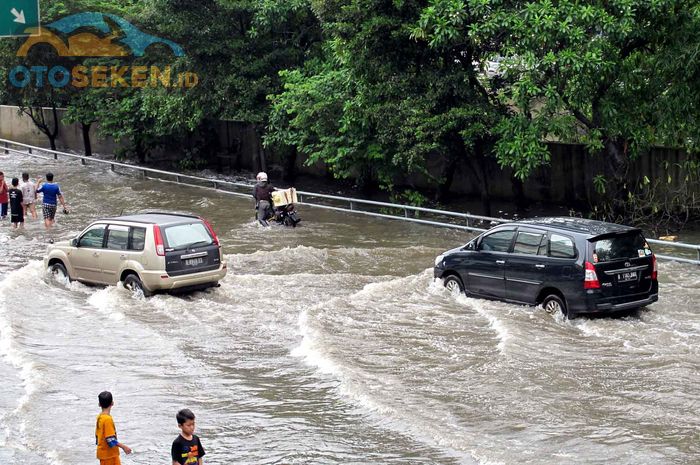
8 178 23 228
95 391 132 465
171 408 206 465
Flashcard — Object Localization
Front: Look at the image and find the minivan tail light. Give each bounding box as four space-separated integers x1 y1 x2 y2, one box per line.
200 217 220 246
584 261 600 289
153 225 165 256
651 254 657 280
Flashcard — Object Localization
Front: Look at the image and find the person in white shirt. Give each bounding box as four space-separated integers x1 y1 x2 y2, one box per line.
20 172 38 220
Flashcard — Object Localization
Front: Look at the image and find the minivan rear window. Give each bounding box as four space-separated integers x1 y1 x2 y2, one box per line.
592 233 648 262
164 222 213 250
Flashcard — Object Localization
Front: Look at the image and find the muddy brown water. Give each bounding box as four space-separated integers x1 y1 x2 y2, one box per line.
0 153 697 464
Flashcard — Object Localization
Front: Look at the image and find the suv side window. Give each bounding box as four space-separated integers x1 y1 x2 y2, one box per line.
513 231 545 255
549 233 576 258
479 230 515 252
130 227 146 251
78 224 106 248
106 225 129 250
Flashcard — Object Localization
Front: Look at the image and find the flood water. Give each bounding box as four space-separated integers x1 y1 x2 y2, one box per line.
0 153 698 465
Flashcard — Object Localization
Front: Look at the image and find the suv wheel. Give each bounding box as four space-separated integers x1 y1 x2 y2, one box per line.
49 262 69 282
123 274 152 297
443 275 464 295
543 294 568 317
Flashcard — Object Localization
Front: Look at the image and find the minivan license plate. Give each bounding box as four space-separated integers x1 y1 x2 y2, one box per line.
185 257 204 266
618 271 637 282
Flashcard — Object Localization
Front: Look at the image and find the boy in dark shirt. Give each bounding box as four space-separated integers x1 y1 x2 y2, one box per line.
8 178 23 228
171 409 205 465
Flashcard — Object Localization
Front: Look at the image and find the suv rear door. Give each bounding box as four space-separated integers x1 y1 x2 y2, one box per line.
162 221 222 276
101 224 147 284
588 231 654 299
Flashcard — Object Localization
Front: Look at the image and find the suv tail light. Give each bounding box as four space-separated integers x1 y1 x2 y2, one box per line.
651 254 657 280
200 217 220 246
153 225 165 256
584 261 600 289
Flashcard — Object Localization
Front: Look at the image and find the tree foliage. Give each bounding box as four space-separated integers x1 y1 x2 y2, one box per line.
266 0 504 205
1 0 699 223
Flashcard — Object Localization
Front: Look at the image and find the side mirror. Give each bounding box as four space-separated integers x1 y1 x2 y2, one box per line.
464 240 476 251
70 238 78 247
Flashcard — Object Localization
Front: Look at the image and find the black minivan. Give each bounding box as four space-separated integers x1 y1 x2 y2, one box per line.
433 217 658 318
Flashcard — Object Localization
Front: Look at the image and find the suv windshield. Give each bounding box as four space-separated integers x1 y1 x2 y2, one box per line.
164 222 213 250
592 232 648 262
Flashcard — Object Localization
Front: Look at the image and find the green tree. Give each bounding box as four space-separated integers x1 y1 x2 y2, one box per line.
267 0 505 210
419 0 700 218
138 0 322 171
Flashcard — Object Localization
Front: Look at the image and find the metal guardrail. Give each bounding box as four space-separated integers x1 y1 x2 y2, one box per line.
3 137 700 264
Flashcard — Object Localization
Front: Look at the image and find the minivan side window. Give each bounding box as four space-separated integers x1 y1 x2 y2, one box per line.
106 225 129 250
130 227 146 251
549 234 576 258
479 230 515 252
513 231 545 255
78 224 106 248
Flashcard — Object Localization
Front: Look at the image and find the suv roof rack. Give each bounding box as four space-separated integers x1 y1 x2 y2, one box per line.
139 210 199 218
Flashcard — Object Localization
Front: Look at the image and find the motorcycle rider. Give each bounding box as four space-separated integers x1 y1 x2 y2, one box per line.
252 171 275 226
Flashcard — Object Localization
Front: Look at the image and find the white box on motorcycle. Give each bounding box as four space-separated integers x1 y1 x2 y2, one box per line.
271 188 298 207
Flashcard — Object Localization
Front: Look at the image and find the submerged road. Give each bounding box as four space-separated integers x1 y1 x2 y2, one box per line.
0 152 698 464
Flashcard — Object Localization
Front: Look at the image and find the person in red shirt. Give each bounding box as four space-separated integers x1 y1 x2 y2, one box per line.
0 171 8 220
95 391 132 465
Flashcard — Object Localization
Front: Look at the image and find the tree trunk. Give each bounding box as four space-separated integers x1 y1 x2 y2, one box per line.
81 122 92 157
254 124 266 173
135 137 146 164
436 154 457 203
20 105 60 151
602 137 630 219
511 175 528 213
470 141 492 217
283 146 298 183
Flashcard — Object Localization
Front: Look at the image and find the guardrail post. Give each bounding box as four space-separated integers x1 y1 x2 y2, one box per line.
404 208 409 218
697 248 700 264
81 157 86 165
350 201 354 211
3 142 7 154
142 169 147 179
28 147 32 155
213 181 218 189
110 163 115 171
176 175 181 183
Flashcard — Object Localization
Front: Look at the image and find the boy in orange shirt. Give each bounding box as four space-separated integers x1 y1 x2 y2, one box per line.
95 391 132 465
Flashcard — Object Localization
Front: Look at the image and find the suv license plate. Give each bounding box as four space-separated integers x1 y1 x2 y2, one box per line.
185 257 204 266
618 271 637 282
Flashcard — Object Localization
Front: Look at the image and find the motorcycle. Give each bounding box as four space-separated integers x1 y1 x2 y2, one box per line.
272 203 301 227
256 188 301 227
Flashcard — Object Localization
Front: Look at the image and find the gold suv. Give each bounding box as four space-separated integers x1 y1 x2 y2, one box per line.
45 212 227 296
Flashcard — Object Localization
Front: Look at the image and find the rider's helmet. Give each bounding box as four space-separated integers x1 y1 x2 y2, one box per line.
256 171 268 182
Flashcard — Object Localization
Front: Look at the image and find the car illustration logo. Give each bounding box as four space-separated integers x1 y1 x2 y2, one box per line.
624 261 631 267
16 12 184 57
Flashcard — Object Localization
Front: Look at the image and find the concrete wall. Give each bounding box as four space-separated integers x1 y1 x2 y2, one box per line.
0 105 119 155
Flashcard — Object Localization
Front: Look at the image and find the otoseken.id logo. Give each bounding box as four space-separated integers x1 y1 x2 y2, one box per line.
8 12 198 89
